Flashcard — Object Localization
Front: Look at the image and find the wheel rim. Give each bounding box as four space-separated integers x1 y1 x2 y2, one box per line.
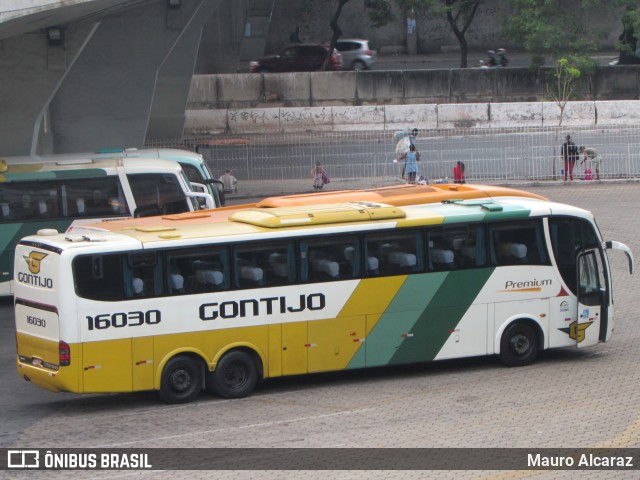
510 333 531 356
170 368 192 393
353 61 365 71
222 361 248 390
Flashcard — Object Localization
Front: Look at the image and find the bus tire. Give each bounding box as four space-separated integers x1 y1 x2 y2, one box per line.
206 350 258 399
159 355 203 404
499 322 539 367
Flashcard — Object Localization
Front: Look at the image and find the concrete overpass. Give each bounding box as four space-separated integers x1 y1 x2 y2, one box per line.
0 0 273 156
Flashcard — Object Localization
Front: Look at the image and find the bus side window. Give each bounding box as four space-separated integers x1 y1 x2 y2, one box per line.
302 235 359 282
74 254 124 301
233 242 295 288
125 252 162 298
367 230 423 276
490 220 549 267
167 246 230 293
429 225 486 270
128 173 189 216
65 177 124 218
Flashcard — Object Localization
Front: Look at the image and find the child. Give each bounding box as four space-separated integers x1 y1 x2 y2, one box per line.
453 161 465 184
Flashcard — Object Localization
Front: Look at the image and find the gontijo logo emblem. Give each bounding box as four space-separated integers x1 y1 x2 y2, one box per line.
24 251 48 274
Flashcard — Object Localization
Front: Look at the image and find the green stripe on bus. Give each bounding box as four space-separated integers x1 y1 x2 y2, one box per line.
438 204 531 224
390 267 495 365
355 273 448 368
4 169 108 181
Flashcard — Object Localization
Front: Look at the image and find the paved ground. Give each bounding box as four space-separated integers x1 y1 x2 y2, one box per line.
1 182 639 479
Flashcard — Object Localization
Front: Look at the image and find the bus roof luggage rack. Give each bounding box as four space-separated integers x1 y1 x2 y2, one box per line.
229 202 405 228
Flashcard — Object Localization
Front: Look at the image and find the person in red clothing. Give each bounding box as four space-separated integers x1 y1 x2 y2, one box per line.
453 161 465 184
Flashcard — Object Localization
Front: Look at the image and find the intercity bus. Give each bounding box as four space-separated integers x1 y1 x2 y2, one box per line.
0 156 214 296
7 147 225 208
14 198 633 403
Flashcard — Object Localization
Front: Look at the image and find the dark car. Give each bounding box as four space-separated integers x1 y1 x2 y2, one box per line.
249 44 342 73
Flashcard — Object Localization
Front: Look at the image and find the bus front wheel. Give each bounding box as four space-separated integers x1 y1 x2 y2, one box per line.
206 350 258 399
159 355 203 404
499 322 539 367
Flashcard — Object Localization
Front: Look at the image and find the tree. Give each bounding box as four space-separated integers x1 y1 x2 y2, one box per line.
545 58 581 180
437 0 482 68
365 0 483 68
322 0 353 70
504 0 603 69
613 2 640 65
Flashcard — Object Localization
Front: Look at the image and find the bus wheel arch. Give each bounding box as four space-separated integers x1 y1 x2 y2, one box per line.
158 353 205 404
206 348 261 399
498 319 543 367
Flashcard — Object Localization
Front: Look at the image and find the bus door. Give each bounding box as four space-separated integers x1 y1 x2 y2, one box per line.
281 322 308 376
576 248 607 348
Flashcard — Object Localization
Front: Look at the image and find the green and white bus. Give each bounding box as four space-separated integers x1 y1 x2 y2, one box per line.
0 156 214 296
13 197 633 403
7 147 225 207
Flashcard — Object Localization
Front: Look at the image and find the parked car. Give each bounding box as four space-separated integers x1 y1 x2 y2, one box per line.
249 44 342 72
335 38 376 71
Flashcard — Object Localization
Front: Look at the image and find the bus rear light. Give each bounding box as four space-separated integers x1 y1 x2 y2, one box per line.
59 340 71 366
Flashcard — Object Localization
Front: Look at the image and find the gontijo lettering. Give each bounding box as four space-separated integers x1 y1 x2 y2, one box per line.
199 293 326 320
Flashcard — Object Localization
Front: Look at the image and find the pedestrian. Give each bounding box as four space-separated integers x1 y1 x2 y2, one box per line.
399 144 421 184
394 128 418 179
497 48 509 67
453 161 465 184
219 169 238 193
289 26 301 44
579 146 603 181
561 134 579 181
312 162 328 190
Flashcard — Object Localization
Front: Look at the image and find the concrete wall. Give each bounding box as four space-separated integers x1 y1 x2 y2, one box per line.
183 100 640 135
187 66 640 111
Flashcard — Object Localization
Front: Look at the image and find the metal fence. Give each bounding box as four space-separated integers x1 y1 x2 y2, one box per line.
146 124 640 196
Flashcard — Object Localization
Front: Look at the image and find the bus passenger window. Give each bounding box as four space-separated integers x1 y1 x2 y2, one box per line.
301 235 359 282
428 225 486 271
166 247 229 293
365 231 422 276
490 220 549 267
74 254 124 301
234 241 295 288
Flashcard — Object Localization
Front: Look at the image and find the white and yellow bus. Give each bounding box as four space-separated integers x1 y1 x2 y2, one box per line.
0 156 214 296
14 198 633 403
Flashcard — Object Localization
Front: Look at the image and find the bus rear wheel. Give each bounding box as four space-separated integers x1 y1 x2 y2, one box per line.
499 322 539 367
206 350 258 399
159 355 203 404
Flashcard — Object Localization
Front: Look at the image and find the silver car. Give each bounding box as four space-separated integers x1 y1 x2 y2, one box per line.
335 38 376 71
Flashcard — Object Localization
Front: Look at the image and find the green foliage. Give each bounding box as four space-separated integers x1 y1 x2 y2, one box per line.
504 0 605 68
365 0 395 27
546 58 582 109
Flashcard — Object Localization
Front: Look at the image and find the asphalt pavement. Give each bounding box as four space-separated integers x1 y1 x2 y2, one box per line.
371 49 619 70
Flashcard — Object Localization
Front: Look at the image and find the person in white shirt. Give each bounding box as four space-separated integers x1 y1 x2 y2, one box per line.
219 169 238 193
